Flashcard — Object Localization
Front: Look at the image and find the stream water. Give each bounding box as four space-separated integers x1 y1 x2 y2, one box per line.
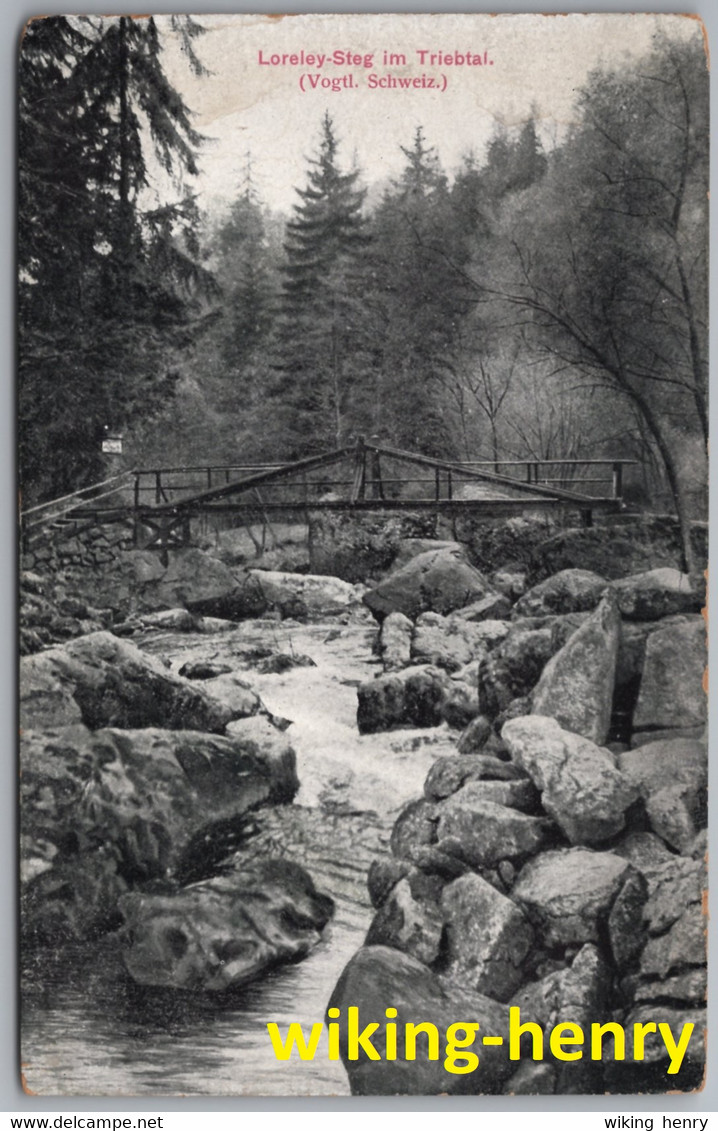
22 616 458 1097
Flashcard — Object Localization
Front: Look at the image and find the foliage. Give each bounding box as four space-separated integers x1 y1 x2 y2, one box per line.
19 16 211 503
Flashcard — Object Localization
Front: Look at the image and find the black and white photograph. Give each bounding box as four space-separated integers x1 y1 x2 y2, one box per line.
18 12 708 1098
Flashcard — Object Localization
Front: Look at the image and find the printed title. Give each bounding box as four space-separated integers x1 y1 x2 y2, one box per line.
256 48 494 93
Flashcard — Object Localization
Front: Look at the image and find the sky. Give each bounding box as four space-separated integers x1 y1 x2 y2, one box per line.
153 12 704 216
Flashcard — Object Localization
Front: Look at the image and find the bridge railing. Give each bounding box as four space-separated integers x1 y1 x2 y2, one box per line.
20 472 137 539
130 457 634 508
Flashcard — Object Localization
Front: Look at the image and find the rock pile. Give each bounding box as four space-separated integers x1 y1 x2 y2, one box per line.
20 629 333 991
335 552 706 1094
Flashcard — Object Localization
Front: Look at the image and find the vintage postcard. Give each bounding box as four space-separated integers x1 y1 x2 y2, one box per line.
18 12 708 1097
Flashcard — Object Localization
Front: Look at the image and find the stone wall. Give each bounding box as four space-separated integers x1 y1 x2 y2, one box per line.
21 518 135 575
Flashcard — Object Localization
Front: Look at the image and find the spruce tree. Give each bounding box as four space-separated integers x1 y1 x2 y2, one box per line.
272 113 372 456
18 16 211 503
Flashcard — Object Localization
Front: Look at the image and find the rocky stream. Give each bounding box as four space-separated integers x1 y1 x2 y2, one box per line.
19 514 708 1097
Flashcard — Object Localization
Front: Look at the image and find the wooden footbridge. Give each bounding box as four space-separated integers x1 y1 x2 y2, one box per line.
21 439 633 565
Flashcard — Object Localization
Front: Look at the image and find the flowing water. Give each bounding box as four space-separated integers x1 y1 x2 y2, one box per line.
22 616 458 1097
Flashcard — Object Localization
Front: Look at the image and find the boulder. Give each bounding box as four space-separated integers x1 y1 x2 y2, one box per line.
456 716 493 754
477 613 588 721
617 738 707 852
138 550 268 620
512 569 608 618
631 969 706 1007
356 666 453 734
449 593 513 622
511 944 613 1093
611 568 701 621
441 873 534 1001
363 547 491 621
606 1004 705 1092
114 608 203 635
178 659 234 680
642 857 704 939
530 594 620 745
392 539 465 570
411 613 475 672
365 878 443 966
248 570 359 618
436 790 549 870
379 611 413 672
20 722 299 944
223 715 300 802
512 848 642 950
390 798 438 861
200 673 266 721
120 858 333 992
479 623 555 719
367 858 412 909
502 716 637 845
423 754 526 802
609 831 676 877
632 618 706 740
442 676 481 729
20 632 233 734
327 946 513 1095
491 568 528 601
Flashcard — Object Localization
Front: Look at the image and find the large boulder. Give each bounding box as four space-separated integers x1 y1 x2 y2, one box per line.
356 666 453 733
20 722 299 943
436 789 550 870
363 547 492 620
248 569 359 618
512 569 608 619
441 873 534 1001
512 848 643 951
120 858 333 992
611 568 702 621
502 716 637 845
530 593 620 744
20 632 234 734
327 946 513 1094
631 618 706 742
617 738 707 852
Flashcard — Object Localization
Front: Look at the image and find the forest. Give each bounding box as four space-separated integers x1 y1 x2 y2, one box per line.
18 16 708 561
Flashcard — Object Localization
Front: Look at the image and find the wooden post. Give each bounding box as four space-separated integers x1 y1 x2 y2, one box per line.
350 436 367 503
155 471 162 505
447 470 453 501
435 468 441 501
612 462 623 500
133 474 140 510
370 449 384 500
207 467 213 490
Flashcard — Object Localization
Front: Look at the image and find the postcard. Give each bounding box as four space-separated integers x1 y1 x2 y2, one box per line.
18 12 708 1097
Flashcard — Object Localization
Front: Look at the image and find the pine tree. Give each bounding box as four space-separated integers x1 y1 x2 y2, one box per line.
272 113 372 456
